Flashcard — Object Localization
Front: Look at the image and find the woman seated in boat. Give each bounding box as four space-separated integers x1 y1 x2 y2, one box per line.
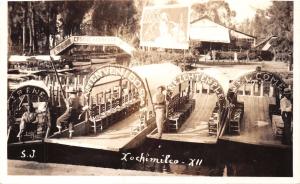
17 102 38 142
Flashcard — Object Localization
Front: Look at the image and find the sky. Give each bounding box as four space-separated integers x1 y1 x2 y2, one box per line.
151 0 273 23
225 0 272 23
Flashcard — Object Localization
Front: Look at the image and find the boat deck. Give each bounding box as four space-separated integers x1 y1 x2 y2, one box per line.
221 95 290 148
46 111 155 152
148 94 218 144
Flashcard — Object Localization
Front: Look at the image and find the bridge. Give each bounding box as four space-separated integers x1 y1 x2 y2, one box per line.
50 36 136 56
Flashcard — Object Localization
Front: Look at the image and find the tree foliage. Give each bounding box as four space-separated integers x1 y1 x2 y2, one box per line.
8 0 293 56
8 0 139 54
191 1 236 28
268 1 293 53
238 1 293 53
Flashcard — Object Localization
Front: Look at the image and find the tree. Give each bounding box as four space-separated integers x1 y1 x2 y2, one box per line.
58 1 93 37
8 1 64 54
84 0 139 44
191 1 236 27
268 1 293 53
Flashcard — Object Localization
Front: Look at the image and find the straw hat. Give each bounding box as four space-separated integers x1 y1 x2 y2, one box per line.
157 85 166 90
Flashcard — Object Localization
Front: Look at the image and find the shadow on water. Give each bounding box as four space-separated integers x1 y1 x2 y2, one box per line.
121 138 292 176
8 138 292 176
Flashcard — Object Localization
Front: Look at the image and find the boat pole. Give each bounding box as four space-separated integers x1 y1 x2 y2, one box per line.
145 78 155 116
50 56 66 100
7 126 12 142
49 56 67 136
217 106 232 140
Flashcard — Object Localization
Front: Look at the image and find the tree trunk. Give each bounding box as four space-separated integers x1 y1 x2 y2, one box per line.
22 3 28 55
28 17 32 55
31 2 36 54
28 2 33 55
8 8 12 54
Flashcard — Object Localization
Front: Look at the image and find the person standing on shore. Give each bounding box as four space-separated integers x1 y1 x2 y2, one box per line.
153 86 167 139
280 88 293 145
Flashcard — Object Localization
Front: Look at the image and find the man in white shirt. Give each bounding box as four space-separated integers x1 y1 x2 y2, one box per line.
280 88 293 145
153 86 167 139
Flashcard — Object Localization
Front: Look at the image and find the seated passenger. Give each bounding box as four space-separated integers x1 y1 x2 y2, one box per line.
17 103 38 142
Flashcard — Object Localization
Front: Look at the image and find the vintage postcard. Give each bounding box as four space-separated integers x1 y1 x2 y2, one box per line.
1 0 299 183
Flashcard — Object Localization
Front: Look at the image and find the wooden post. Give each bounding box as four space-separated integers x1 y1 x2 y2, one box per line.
260 82 264 97
179 83 182 96
66 76 70 87
111 87 114 108
104 91 107 111
250 83 254 96
269 86 274 97
199 83 202 94
45 76 49 87
58 86 61 107
77 75 80 90
51 86 54 105
74 77 78 91
128 81 132 101
207 84 210 95
119 78 123 106
96 93 99 105
66 76 70 99
254 82 259 96
59 76 62 86
99 92 102 115
145 77 154 116
90 95 93 106
82 76 86 89
56 86 59 104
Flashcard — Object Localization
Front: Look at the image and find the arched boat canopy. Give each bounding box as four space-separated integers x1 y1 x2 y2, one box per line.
228 70 288 97
8 80 50 106
83 64 148 107
167 70 226 106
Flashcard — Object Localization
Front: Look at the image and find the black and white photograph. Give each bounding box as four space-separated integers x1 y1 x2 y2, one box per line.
1 0 299 183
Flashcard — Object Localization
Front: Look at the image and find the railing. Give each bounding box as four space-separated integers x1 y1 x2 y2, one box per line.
50 36 135 56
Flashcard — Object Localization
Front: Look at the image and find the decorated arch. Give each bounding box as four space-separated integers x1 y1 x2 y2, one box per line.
228 70 288 99
84 64 147 107
8 81 50 114
167 71 226 106
7 81 50 142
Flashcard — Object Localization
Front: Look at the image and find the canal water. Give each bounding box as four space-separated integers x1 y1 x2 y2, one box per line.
8 138 292 176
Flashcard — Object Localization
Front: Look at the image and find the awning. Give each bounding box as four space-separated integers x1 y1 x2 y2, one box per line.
131 63 182 96
190 18 230 43
8 55 61 63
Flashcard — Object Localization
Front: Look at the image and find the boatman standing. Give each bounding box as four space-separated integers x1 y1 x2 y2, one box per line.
280 88 293 145
56 87 88 138
153 85 168 139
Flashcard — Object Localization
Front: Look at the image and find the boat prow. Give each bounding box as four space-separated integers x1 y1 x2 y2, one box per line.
45 117 156 152
147 128 218 144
